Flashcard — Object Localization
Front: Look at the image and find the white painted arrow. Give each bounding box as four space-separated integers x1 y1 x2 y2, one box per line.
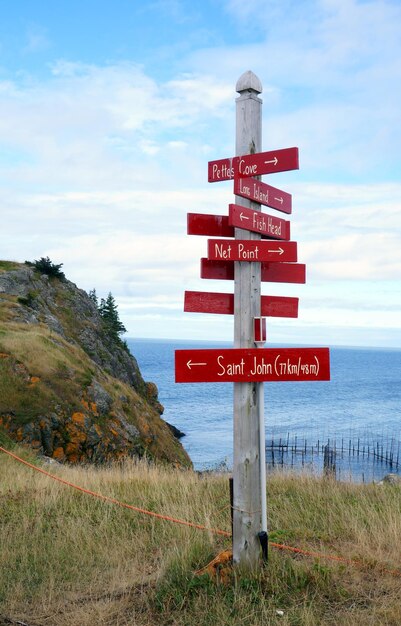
240 212 250 221
274 197 283 204
269 247 284 255
264 157 278 166
186 360 207 369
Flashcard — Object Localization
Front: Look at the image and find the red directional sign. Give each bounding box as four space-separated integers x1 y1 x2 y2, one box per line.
234 178 292 214
235 147 299 178
208 147 299 183
207 239 297 263
200 259 306 284
175 347 330 383
188 212 290 241
228 204 290 239
184 291 298 318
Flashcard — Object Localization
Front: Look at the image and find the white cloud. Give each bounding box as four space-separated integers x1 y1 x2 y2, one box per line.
189 1 401 177
0 64 235 194
1 2 401 346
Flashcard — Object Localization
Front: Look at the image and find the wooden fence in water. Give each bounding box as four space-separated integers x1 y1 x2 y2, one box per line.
266 432 401 482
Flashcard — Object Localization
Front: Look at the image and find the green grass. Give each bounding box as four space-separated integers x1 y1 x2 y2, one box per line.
0 260 22 272
0 448 400 626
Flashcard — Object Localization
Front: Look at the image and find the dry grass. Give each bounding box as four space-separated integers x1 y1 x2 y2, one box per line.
0 323 91 379
0 324 93 419
0 447 400 626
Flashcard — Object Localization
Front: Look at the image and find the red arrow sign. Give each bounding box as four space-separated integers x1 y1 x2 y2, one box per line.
175 347 330 383
207 239 297 263
208 148 299 182
234 178 292 214
184 291 298 318
188 212 290 241
228 204 290 239
235 147 299 178
200 259 306 284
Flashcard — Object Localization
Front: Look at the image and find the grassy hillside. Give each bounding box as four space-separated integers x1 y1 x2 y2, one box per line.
0 321 190 466
0 261 191 467
1 445 400 626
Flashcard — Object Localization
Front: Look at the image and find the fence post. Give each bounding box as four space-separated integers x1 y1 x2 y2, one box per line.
323 443 336 479
232 70 263 568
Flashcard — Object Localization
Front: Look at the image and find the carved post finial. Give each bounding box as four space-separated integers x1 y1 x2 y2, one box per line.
236 70 263 95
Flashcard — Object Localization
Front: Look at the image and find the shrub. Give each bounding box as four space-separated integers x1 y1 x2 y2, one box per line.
29 257 65 280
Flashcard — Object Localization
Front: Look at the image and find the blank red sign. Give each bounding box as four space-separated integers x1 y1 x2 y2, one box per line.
200 259 306 284
184 291 298 318
175 347 330 383
187 213 234 237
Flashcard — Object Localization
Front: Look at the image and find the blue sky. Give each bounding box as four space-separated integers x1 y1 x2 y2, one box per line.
1 0 400 347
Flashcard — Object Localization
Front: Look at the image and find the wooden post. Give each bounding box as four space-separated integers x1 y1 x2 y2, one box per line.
233 70 263 567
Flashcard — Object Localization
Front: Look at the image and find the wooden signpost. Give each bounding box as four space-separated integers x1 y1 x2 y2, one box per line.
174 71 330 570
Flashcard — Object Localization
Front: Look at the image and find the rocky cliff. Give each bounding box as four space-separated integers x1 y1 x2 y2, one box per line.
0 260 191 467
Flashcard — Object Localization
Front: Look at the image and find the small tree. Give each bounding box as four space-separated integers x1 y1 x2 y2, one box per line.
88 288 98 307
99 292 127 342
31 256 65 280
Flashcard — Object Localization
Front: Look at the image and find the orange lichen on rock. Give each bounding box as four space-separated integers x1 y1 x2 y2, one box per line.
29 376 40 385
80 398 99 416
53 446 66 461
65 442 79 457
0 352 9 358
15 427 24 442
71 412 86 425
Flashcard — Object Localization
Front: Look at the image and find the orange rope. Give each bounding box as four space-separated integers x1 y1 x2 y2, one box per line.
269 541 401 577
0 446 230 537
1 445 400 577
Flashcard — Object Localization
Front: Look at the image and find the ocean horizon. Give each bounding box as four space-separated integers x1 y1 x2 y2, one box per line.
128 338 401 482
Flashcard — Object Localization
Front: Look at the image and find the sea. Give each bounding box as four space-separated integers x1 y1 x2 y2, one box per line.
127 339 401 482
